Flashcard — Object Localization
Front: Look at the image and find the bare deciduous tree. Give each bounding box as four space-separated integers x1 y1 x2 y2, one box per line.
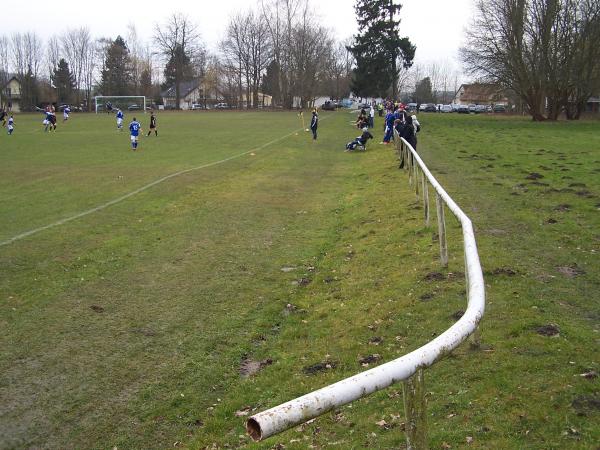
154 13 202 109
462 0 600 120
62 28 93 107
221 9 271 108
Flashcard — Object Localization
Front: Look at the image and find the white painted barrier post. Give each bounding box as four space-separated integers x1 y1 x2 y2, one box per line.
403 368 428 450
422 172 430 226
436 193 449 267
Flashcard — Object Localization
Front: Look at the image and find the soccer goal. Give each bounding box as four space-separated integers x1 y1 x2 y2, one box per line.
94 96 147 114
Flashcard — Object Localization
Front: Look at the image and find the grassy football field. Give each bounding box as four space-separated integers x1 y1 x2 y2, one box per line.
0 110 598 449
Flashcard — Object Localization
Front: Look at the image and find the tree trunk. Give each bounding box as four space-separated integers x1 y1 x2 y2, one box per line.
546 97 561 121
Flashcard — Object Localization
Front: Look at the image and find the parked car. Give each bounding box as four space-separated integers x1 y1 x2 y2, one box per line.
493 104 506 113
406 102 418 112
321 100 336 111
441 104 453 113
191 103 203 110
128 104 140 111
457 105 470 114
424 104 437 112
214 102 229 109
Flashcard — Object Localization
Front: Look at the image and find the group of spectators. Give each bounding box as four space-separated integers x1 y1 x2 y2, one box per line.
346 101 420 153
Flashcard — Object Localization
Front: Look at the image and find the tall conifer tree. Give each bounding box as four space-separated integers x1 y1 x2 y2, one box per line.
52 58 75 104
99 36 133 96
348 0 415 99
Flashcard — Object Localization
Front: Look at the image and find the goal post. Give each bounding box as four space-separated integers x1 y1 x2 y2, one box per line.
94 96 147 114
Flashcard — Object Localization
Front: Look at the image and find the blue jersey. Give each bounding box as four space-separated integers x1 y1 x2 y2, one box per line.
129 120 141 136
45 112 53 120
117 111 124 119
385 111 395 127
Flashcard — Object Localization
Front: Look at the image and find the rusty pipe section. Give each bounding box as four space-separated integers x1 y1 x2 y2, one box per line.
247 139 485 441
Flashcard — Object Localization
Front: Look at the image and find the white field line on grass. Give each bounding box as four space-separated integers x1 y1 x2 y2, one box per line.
0 128 302 247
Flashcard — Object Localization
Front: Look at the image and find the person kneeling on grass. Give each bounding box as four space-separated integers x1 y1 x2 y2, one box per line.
129 117 141 151
345 127 373 151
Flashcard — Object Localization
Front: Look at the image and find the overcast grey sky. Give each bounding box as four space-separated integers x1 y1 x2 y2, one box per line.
4 0 473 70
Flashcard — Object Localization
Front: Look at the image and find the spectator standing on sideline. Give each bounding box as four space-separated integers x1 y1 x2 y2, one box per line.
400 115 417 150
412 114 421 133
377 102 384 117
381 108 395 144
369 104 375 128
0 109 6 127
310 109 319 140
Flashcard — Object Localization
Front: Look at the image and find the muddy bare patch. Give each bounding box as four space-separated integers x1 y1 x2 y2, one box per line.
303 360 337 375
525 172 544 180
557 264 586 278
568 183 587 188
545 218 558 224
90 305 104 313
297 277 311 286
368 336 383 345
579 370 598 380
240 356 273 378
571 395 600 416
359 354 382 366
420 292 434 302
446 271 465 280
575 190 596 198
424 271 444 282
536 324 560 337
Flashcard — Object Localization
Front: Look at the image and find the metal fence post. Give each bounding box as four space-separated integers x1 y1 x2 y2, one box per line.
408 150 414 185
435 193 448 267
414 165 420 197
422 172 430 226
403 368 428 450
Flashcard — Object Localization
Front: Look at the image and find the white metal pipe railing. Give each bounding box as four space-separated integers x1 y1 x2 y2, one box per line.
246 135 485 443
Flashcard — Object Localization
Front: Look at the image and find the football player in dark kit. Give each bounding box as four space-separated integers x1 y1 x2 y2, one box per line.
310 109 318 140
147 111 158 136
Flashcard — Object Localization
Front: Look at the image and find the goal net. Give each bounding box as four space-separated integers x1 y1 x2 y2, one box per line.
94 96 147 114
